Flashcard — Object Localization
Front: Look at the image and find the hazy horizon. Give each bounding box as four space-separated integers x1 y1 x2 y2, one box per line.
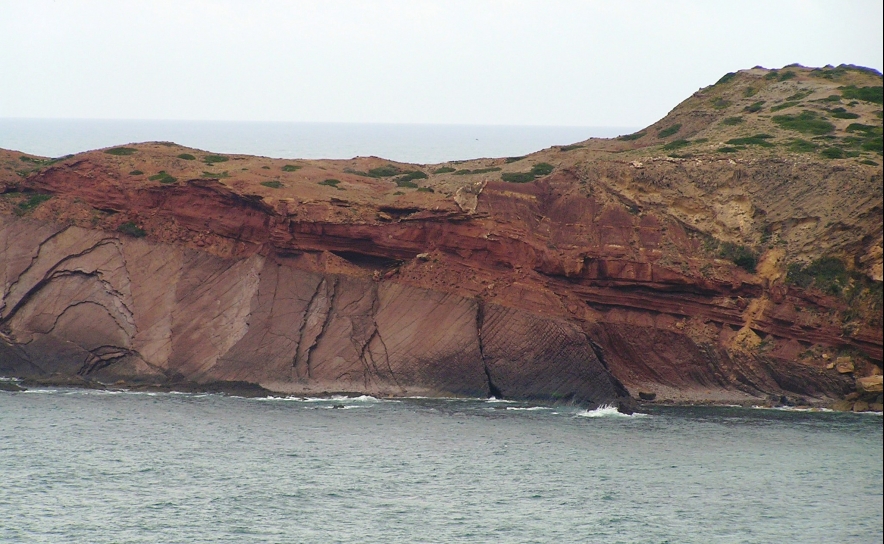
2 1 881 129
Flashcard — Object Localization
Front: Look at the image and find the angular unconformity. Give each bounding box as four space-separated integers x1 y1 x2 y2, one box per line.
0 216 627 404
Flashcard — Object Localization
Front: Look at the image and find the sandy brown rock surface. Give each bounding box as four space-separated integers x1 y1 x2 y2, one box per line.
1 64 881 408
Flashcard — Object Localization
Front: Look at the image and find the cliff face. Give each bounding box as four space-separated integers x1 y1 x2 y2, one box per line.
1 64 882 407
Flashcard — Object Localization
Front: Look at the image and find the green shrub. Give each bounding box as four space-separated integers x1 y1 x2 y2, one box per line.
282 164 302 172
772 111 834 135
764 71 779 80
318 179 340 187
261 166 270 169
778 71 796 81
743 87 758 97
397 170 429 182
726 134 774 147
177 153 196 160
201 171 229 178
395 180 418 188
722 116 744 125
770 101 800 112
840 85 883 104
846 123 879 134
860 159 878 165
416 187 434 193
717 146 740 153
719 242 757 273
501 172 536 183
148 171 177 184
817 94 842 103
662 139 691 151
787 139 817 152
433 166 456 174
829 107 860 119
530 163 554 176
105 147 137 156
559 144 585 151
820 147 845 159
744 101 765 113
862 136 883 153
203 155 229 165
453 167 501 175
16 193 52 213
129 170 144 175
617 131 646 141
367 165 400 177
505 156 526 163
657 124 682 138
715 72 737 85
260 180 283 188
117 221 146 238
711 98 731 110
785 89 813 101
786 257 848 295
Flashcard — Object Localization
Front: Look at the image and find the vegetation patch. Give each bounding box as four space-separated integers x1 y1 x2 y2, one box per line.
261 166 270 169
559 144 585 151
203 155 229 165
770 101 800 112
820 147 845 159
787 139 817 153
129 170 144 175
711 98 731 110
260 180 283 188
839 85 883 104
717 146 741 153
743 87 758 97
416 187 434 193
505 156 527 163
785 89 814 101
744 101 765 113
726 134 774 147
117 221 146 238
787 257 850 295
860 159 878 165
715 72 737 85
721 116 744 125
718 242 757 273
148 171 177 184
828 107 860 119
777 71 796 81
453 167 502 175
617 131 646 141
15 193 52 214
396 170 429 183
662 139 691 151
772 111 834 135
318 179 341 187
500 172 536 183
281 164 302 172
657 124 682 138
367 165 401 178
201 171 229 178
177 153 196 160
530 163 554 176
105 147 137 156
433 166 456 174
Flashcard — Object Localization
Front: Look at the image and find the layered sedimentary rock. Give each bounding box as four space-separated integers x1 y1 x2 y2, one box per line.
1 64 882 406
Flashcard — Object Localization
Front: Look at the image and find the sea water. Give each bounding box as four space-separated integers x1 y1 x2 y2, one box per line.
0 118 637 164
1 388 881 543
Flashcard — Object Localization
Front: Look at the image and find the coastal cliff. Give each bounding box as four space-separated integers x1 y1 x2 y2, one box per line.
2 65 882 409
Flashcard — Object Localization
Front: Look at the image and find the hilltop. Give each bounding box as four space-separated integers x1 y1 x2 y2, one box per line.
1 64 881 410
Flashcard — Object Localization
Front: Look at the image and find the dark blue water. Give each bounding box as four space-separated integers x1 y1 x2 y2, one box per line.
1 389 881 543
0 119 637 164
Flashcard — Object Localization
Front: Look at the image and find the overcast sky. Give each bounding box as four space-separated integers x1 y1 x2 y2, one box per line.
1 0 881 127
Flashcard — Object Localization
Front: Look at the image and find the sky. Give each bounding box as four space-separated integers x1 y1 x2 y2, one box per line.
1 0 882 128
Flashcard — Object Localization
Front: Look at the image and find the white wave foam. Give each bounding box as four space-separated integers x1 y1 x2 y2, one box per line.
505 406 550 411
22 389 58 394
576 405 647 418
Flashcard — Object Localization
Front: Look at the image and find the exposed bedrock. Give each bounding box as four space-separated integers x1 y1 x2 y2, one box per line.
0 215 627 405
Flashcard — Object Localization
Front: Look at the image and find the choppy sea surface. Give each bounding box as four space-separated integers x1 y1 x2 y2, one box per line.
1 388 881 543
0 118 637 164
